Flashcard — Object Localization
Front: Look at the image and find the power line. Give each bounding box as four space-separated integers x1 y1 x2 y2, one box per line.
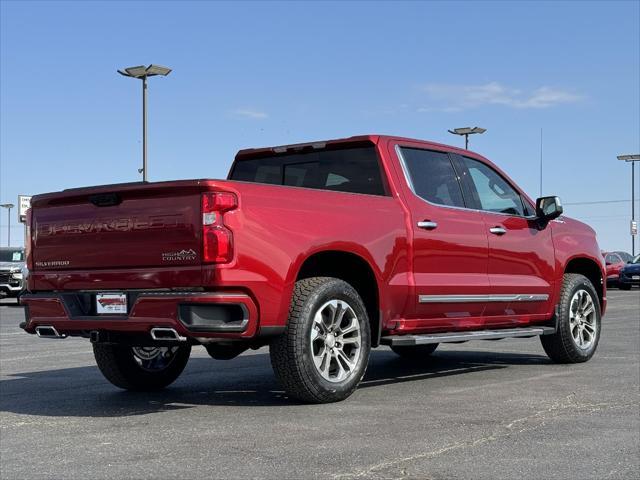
563 199 633 206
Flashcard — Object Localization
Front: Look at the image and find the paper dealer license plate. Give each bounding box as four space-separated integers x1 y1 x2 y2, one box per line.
96 293 127 315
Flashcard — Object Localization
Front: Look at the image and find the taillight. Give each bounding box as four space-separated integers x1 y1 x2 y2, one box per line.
25 208 33 270
202 192 237 263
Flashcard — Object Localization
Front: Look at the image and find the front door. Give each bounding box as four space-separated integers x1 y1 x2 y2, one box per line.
392 144 491 331
452 154 555 325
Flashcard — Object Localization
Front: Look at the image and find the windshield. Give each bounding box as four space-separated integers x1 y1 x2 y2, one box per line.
0 249 24 262
631 255 640 264
615 251 633 262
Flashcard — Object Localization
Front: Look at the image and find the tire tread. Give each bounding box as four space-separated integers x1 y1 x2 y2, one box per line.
540 273 600 363
270 277 370 403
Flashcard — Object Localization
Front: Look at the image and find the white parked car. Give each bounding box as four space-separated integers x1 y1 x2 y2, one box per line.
0 247 26 303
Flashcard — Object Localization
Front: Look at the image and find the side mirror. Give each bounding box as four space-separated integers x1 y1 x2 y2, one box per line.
605 261 612 266
536 196 563 222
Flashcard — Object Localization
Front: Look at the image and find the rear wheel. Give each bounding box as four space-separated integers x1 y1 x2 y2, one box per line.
93 343 191 390
391 343 439 359
619 283 631 291
540 273 601 363
270 277 371 403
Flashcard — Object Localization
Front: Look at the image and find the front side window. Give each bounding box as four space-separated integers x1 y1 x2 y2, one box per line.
462 157 525 216
400 148 465 208
230 146 386 196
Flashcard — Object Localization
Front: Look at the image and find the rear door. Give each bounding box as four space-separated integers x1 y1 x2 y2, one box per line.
452 154 555 323
393 143 490 330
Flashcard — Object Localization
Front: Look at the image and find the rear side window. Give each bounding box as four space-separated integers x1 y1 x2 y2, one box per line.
229 147 387 196
400 148 465 208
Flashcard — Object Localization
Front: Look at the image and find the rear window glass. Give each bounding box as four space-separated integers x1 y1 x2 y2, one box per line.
229 147 387 196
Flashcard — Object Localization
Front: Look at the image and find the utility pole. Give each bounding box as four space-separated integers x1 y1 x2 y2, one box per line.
0 204 14 246
448 127 486 150
617 154 640 256
118 65 172 182
539 128 543 197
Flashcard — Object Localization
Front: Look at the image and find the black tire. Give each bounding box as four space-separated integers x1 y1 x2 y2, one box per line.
619 284 631 291
540 273 601 363
269 277 371 403
93 343 191 390
391 343 439 359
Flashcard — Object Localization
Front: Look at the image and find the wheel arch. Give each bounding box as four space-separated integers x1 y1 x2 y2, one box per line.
295 250 382 347
564 257 605 312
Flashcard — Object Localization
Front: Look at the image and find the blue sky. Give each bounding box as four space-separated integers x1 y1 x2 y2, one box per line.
1 0 639 251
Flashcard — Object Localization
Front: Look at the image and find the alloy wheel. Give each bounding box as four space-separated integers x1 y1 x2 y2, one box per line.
310 299 362 383
131 346 179 372
568 289 597 350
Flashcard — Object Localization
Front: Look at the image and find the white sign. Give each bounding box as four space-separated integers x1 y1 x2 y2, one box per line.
632 220 638 236
18 195 32 223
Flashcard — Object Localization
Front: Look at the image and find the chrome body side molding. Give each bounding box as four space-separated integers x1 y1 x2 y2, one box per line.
418 294 550 303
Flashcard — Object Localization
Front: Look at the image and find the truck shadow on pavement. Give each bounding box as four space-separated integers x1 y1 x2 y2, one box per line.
0 349 550 418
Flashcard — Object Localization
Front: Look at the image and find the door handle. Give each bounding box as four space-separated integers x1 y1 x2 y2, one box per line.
417 221 438 230
489 226 507 235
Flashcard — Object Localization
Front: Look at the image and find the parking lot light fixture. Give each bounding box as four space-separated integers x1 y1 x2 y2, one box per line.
617 154 640 256
0 203 15 246
448 127 487 149
118 64 172 182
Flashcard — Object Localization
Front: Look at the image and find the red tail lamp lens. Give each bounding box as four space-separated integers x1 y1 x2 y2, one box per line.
202 192 237 264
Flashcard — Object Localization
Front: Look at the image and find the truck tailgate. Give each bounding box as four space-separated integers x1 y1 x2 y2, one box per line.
31 181 207 274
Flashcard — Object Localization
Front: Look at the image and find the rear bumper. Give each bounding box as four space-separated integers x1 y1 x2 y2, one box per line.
20 290 264 340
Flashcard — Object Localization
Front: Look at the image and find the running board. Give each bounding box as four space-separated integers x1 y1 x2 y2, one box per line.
380 326 556 347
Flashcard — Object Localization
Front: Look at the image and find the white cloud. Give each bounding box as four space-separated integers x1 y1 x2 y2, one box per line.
232 108 268 119
420 82 583 111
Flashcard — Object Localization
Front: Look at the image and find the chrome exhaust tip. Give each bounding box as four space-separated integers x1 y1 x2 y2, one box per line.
150 327 186 342
35 326 66 339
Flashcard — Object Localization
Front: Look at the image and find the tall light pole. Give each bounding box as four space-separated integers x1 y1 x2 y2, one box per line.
617 154 640 256
0 203 14 246
118 64 172 182
448 127 486 150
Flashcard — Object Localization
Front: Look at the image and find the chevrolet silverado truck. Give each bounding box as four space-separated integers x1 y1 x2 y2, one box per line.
20 135 606 403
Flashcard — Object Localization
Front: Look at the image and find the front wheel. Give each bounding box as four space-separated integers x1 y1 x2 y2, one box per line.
540 273 601 363
270 277 371 403
93 343 191 390
619 283 631 291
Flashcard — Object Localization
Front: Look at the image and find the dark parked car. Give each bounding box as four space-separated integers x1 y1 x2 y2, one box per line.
618 254 640 290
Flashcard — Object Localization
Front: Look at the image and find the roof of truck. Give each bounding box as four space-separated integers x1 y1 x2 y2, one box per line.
235 134 479 160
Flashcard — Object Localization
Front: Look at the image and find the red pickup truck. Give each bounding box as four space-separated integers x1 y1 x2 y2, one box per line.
21 135 606 403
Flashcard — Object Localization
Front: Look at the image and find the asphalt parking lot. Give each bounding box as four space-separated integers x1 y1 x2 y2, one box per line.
1 290 638 480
